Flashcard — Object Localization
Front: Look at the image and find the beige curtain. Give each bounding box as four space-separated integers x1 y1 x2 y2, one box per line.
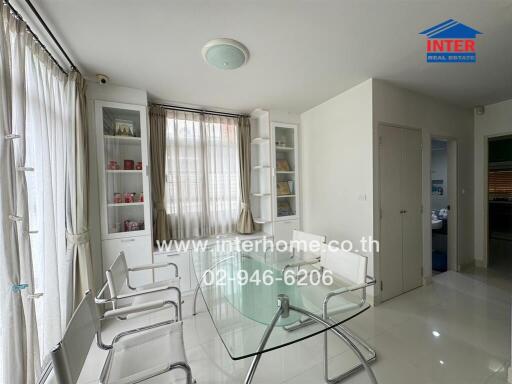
0 5 40 382
150 106 171 243
236 116 255 234
65 71 93 311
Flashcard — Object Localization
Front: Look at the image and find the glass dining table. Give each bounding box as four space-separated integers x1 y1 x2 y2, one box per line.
191 249 378 384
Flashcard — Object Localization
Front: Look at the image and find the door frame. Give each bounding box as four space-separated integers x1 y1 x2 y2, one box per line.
482 132 512 268
430 135 459 272
374 122 423 304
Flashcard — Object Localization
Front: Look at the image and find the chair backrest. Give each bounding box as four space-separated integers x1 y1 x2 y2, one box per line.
319 244 367 285
50 291 99 384
291 230 326 258
106 251 129 299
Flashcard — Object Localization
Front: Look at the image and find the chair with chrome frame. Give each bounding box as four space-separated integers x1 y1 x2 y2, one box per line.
49 290 194 384
282 243 377 383
96 251 183 320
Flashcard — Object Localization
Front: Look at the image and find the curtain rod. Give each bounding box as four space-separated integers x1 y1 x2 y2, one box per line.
3 0 77 74
152 103 249 119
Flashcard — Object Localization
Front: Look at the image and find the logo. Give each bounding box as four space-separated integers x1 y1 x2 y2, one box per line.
420 19 482 63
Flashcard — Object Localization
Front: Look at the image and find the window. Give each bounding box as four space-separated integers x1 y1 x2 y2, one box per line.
165 111 241 239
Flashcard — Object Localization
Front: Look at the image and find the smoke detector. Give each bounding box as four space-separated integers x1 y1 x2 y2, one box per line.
202 38 249 70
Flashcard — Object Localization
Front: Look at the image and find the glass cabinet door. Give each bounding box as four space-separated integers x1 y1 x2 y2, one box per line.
274 125 297 219
101 106 146 235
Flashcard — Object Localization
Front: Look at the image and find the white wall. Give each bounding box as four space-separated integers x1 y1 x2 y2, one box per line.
431 145 449 211
372 79 474 289
473 100 512 383
474 99 512 266
300 79 374 285
86 81 148 290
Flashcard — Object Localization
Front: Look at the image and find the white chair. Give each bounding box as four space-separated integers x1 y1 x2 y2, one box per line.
50 291 193 384
96 251 183 320
283 244 376 383
290 230 326 259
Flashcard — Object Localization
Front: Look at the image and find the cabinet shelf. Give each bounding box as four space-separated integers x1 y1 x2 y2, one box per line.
277 194 296 198
104 135 142 144
106 169 143 174
275 146 294 151
253 165 271 170
253 217 271 224
107 202 144 207
251 137 270 144
276 171 295 174
251 193 271 197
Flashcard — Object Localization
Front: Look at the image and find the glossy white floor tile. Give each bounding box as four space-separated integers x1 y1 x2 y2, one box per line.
80 269 511 384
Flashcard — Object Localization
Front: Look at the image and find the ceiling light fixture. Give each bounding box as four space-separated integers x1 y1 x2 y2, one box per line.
432 331 441 337
202 38 249 70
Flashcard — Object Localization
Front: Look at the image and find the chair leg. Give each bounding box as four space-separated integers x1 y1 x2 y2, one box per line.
169 362 195 384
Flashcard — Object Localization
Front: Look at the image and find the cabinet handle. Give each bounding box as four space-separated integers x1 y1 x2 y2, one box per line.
121 238 135 243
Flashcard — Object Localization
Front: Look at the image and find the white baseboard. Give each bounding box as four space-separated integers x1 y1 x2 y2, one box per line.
507 366 512 383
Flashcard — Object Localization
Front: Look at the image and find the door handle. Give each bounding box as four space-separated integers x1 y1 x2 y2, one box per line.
400 210 408 214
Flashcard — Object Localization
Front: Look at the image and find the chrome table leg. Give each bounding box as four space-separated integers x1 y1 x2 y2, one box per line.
289 305 378 384
244 295 287 384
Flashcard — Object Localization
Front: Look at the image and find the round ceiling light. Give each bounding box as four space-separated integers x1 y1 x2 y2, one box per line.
202 38 249 70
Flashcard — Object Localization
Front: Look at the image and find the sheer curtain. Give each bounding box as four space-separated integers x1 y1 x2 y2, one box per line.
1 6 42 383
165 111 241 239
25 42 70 357
0 4 85 383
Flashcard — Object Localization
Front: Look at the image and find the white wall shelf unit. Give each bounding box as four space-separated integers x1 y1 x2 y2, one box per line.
249 110 301 242
249 110 274 237
95 100 153 287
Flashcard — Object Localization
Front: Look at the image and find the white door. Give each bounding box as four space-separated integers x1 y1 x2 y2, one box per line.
379 125 422 301
379 125 404 301
401 128 423 292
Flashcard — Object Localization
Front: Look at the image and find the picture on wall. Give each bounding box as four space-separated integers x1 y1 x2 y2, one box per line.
432 179 444 196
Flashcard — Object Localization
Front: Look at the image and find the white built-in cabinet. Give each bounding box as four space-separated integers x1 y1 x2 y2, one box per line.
250 110 300 242
153 251 193 294
378 124 423 302
95 100 153 287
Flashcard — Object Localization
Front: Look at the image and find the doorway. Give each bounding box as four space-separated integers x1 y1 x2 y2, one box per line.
431 138 457 275
487 135 512 274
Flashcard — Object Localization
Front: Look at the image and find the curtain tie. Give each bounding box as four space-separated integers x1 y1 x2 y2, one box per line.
155 202 166 210
241 202 250 209
66 230 90 245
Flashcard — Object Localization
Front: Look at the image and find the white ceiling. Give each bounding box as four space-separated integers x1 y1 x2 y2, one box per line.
34 0 512 113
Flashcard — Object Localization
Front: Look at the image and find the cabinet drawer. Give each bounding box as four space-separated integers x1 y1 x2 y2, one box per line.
102 235 152 287
154 251 192 293
274 220 300 243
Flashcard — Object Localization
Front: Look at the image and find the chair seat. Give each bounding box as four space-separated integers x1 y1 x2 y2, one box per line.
106 322 187 384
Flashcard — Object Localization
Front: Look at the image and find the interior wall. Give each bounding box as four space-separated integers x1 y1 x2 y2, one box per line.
86 81 148 290
474 99 512 266
431 142 449 210
300 79 374 289
372 79 474 289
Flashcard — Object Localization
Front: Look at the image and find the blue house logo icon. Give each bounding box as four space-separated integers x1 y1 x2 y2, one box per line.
420 19 482 63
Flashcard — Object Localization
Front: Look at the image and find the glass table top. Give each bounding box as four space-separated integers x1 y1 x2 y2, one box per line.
192 249 371 360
